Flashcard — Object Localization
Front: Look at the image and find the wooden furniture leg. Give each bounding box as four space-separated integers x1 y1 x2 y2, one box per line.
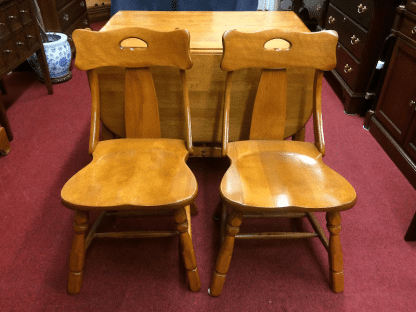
405 212 416 241
0 127 10 155
68 211 89 294
326 211 344 293
209 210 243 297
35 48 53 95
174 206 201 292
0 99 12 141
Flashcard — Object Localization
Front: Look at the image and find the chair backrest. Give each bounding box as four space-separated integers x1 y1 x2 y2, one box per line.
220 29 338 156
72 27 193 154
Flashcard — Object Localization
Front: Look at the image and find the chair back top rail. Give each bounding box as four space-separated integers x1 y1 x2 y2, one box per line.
221 29 338 71
72 27 193 70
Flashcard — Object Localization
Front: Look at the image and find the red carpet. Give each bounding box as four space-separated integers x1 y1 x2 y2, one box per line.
1 23 416 311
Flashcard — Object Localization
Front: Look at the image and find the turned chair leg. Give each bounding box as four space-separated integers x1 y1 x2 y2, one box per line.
326 211 344 293
209 210 243 297
220 204 228 244
68 210 89 294
174 206 201 292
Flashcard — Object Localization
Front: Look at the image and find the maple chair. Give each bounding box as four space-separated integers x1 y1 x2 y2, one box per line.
61 27 200 294
209 29 357 296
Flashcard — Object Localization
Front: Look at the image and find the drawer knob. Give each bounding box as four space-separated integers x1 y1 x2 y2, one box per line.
63 14 69 22
20 10 28 13
83 19 88 26
8 15 17 19
4 49 13 53
80 1 85 7
412 26 416 35
351 35 360 45
27 34 34 38
16 42 24 46
328 16 336 24
344 64 353 74
358 4 367 13
410 100 416 107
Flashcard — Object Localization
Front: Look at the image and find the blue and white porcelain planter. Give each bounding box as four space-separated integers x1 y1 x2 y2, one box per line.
28 32 72 84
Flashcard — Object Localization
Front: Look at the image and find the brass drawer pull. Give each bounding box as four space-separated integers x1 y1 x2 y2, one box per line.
344 64 353 73
4 49 13 53
412 26 416 35
410 100 416 107
63 14 69 22
83 19 88 26
328 16 336 24
16 42 24 46
27 34 34 38
351 35 360 45
80 1 85 7
358 4 367 13
20 10 28 13
8 15 17 19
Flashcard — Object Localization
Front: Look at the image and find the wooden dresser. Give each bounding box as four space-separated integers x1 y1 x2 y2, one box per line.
366 1 416 240
324 0 401 115
36 0 90 49
0 0 52 148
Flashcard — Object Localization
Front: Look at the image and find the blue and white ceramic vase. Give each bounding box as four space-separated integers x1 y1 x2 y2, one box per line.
28 32 72 84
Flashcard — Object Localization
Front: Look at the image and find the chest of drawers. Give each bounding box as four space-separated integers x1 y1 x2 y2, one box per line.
36 0 90 50
0 0 52 144
324 0 401 115
366 2 416 239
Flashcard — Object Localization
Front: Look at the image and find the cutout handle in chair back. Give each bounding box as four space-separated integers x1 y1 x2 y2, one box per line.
221 29 338 71
72 27 193 70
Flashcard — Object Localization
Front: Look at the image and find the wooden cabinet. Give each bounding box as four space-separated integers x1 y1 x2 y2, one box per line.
36 0 90 49
367 3 416 191
0 0 52 144
324 0 401 115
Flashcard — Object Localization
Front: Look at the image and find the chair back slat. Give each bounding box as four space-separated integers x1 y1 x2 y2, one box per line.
73 28 193 70
249 69 287 140
124 68 161 138
221 29 338 71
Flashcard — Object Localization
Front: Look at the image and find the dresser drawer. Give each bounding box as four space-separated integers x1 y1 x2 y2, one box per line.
0 9 10 39
1 37 19 66
56 0 73 10
24 24 38 50
400 11 416 45
4 2 23 32
17 0 33 25
13 29 29 58
335 43 360 90
331 0 374 29
407 1 416 15
58 0 87 31
326 4 368 61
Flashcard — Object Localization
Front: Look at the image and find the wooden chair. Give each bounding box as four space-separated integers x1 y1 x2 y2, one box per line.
61 27 200 294
209 29 357 296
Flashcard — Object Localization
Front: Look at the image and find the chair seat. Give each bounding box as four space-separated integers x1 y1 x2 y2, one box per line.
220 140 357 212
61 138 197 210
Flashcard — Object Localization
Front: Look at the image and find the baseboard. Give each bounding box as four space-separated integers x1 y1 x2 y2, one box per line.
87 4 111 23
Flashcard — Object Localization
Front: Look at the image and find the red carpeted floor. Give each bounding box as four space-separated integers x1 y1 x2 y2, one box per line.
1 22 416 311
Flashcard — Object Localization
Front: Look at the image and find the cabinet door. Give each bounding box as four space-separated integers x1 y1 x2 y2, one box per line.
375 38 416 145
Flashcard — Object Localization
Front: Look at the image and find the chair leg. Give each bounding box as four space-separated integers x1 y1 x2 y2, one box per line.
174 206 201 291
220 204 228 244
68 211 89 294
209 210 242 297
326 211 344 293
